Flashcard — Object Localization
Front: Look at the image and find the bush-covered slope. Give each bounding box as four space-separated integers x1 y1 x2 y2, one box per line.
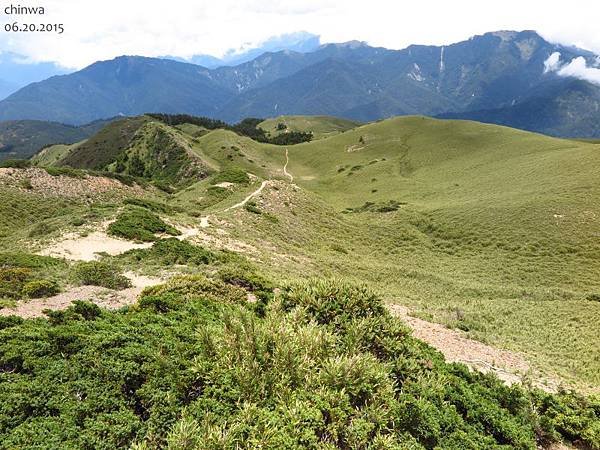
0 276 597 449
58 117 212 187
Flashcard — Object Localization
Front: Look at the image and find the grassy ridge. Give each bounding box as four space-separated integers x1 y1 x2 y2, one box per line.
193 117 600 389
259 115 361 140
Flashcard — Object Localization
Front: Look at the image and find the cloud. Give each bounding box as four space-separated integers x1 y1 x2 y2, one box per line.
543 52 600 86
544 52 561 72
558 57 600 85
1 0 600 69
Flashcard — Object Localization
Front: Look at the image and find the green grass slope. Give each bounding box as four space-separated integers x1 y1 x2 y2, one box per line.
178 116 599 389
31 141 84 167
56 117 214 188
259 115 361 140
256 116 600 388
13 114 600 389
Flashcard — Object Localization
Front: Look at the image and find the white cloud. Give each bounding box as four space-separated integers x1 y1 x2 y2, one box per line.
0 0 599 69
544 52 561 73
557 57 600 85
543 53 600 86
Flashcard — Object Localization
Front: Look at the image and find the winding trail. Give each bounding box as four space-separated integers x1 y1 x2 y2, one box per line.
201 152 294 226
223 180 270 212
283 148 294 182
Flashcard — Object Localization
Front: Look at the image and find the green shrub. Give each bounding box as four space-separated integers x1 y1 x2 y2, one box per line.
22 280 59 298
140 274 247 306
0 159 31 169
70 217 85 227
73 261 131 289
216 265 272 292
244 201 262 214
108 207 180 242
123 238 216 266
28 221 58 237
46 300 103 325
346 200 406 214
196 186 232 209
151 179 176 193
18 178 33 190
0 267 31 299
44 166 86 178
210 167 250 185
0 252 63 269
280 278 386 328
123 197 179 213
0 277 597 449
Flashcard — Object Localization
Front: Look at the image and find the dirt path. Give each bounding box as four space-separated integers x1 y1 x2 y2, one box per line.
283 148 294 182
388 304 561 392
201 153 293 227
223 180 270 212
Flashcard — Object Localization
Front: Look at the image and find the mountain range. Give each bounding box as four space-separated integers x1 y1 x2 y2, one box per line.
0 52 68 100
1 30 600 137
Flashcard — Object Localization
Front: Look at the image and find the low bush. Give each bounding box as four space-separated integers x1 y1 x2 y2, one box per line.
18 178 33 190
345 200 406 214
0 267 31 299
43 166 86 178
195 186 232 210
123 197 180 214
244 200 262 214
0 252 64 269
72 261 131 289
280 278 386 329
210 167 250 185
70 217 85 227
139 274 248 307
0 159 31 169
27 221 58 237
108 207 180 242
123 238 216 266
22 279 59 298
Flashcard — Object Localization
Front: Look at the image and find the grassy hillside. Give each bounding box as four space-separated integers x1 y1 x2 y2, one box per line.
164 116 599 390
270 117 600 388
2 115 599 447
31 141 84 166
21 116 600 389
259 115 361 140
59 116 150 169
57 117 217 188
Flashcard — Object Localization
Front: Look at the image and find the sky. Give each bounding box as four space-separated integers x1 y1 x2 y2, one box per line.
1 0 600 69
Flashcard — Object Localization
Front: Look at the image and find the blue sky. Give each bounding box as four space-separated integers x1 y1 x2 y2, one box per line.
1 0 599 69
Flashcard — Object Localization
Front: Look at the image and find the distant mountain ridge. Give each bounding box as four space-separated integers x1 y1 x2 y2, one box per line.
0 119 112 160
0 52 67 100
1 30 600 137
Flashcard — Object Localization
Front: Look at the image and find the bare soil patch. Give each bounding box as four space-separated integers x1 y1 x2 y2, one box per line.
388 304 562 392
